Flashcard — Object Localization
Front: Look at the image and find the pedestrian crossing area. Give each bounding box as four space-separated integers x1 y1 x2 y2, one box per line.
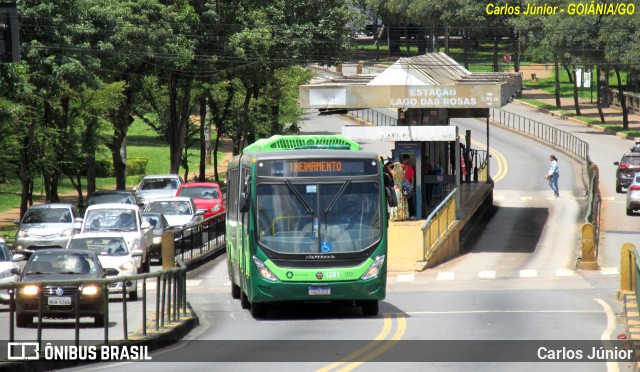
389 267 619 283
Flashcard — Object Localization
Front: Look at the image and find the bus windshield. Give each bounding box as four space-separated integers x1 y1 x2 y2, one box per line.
256 181 381 254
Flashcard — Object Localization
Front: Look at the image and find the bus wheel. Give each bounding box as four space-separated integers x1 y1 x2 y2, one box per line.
231 282 241 299
361 300 379 317
240 289 251 309
250 302 267 318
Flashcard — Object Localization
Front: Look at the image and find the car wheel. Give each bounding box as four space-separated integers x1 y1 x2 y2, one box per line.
361 300 379 317
617 184 622 193
16 313 32 328
250 301 267 319
157 256 163 266
627 208 634 216
94 314 105 327
231 281 241 299
240 288 250 309
129 290 139 301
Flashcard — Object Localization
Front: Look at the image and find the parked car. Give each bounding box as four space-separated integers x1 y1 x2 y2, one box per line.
66 233 139 300
87 190 144 209
141 212 172 265
11 249 117 327
0 239 19 304
13 204 80 254
133 174 184 206
144 197 204 233
176 182 225 219
76 203 153 273
614 152 640 193
626 172 640 215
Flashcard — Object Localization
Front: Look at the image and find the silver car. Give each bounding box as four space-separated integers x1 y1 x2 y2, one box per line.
13 204 80 253
133 174 184 206
627 172 640 215
144 197 203 236
0 239 19 304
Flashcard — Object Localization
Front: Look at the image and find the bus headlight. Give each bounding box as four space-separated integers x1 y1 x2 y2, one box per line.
252 256 278 282
360 255 385 280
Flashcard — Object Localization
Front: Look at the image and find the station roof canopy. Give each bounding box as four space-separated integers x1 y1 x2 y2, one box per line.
300 53 522 110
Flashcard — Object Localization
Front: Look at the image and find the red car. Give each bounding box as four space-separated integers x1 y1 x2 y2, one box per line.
175 182 225 219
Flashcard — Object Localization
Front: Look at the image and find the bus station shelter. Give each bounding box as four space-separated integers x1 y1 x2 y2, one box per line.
299 53 522 220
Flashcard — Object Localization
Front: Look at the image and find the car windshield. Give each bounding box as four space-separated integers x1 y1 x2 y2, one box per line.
622 156 640 166
69 237 130 256
139 178 178 191
256 181 382 254
26 253 98 275
89 193 134 205
146 201 192 216
22 208 72 224
178 186 219 199
85 209 137 232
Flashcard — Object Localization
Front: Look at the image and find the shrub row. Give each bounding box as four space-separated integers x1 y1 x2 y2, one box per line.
94 157 148 177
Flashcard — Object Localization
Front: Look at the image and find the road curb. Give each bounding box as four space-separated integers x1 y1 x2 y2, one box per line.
0 303 200 372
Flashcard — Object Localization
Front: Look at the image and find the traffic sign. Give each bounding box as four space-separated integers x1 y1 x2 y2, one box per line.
503 54 512 63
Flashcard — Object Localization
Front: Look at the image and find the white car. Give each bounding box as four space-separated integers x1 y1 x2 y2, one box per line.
144 197 204 234
66 233 139 300
133 174 184 206
0 239 19 304
75 203 153 273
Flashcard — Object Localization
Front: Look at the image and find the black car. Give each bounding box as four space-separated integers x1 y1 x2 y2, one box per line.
87 190 144 208
614 153 640 193
11 249 117 327
140 212 172 265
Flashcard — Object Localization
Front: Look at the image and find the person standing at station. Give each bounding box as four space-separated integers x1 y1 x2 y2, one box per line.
546 154 560 197
390 162 408 221
401 154 416 218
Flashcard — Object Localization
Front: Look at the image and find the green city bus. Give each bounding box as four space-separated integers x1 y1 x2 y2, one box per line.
226 134 390 318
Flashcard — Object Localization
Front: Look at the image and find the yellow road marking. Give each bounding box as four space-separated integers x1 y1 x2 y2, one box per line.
336 314 407 371
315 314 393 372
468 137 507 183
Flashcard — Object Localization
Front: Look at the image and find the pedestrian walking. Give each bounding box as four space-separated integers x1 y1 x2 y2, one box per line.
546 155 560 197
401 154 415 218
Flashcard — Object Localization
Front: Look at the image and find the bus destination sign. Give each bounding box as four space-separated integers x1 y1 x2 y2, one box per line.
258 159 378 177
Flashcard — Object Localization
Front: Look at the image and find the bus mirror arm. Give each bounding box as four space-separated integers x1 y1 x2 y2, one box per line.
239 192 250 213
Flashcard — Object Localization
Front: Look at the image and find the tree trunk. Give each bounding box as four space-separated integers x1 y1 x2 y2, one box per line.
492 36 499 72
573 66 581 116
512 34 519 72
564 64 574 84
109 88 134 190
596 66 606 123
417 27 426 55
167 72 193 174
18 119 36 219
234 86 254 155
554 54 561 108
199 94 207 181
463 34 469 70
615 67 629 130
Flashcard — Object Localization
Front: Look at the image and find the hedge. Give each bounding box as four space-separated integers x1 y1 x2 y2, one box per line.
94 157 148 177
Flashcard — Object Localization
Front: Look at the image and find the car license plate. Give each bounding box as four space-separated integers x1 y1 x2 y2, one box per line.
48 297 71 306
308 287 330 296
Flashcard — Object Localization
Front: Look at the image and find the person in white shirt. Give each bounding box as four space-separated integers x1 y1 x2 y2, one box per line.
547 155 560 197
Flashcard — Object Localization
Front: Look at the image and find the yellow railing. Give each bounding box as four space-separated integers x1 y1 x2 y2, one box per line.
421 189 457 263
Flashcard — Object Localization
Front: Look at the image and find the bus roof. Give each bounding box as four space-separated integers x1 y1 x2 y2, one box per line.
242 135 360 153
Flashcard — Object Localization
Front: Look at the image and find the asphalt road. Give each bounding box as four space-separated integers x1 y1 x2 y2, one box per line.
71 106 633 372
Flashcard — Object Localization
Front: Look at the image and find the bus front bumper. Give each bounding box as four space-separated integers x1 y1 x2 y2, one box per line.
249 276 386 303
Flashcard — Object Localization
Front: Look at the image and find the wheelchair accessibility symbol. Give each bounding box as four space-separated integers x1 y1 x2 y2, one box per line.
321 241 333 253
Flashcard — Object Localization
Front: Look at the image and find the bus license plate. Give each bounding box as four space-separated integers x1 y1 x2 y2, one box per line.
308 287 330 296
48 297 71 306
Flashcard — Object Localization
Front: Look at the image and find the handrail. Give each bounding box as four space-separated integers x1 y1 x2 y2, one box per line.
421 188 457 262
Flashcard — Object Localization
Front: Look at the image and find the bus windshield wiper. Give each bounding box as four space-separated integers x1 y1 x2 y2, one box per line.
284 179 313 215
324 179 351 215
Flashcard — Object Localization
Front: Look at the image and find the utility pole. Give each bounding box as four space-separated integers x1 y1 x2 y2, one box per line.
0 2 20 63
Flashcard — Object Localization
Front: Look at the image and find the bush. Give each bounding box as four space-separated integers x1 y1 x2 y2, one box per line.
93 157 148 177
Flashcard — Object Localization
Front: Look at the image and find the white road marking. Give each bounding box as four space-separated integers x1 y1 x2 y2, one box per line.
186 279 202 286
478 271 496 279
600 267 619 275
407 309 602 315
601 197 615 201
556 269 575 277
494 196 505 201
595 298 620 372
519 269 537 278
520 196 532 201
396 273 415 282
436 272 455 281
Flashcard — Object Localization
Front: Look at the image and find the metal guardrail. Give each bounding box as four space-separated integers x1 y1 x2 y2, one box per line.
349 109 398 126
421 188 457 264
0 215 226 349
